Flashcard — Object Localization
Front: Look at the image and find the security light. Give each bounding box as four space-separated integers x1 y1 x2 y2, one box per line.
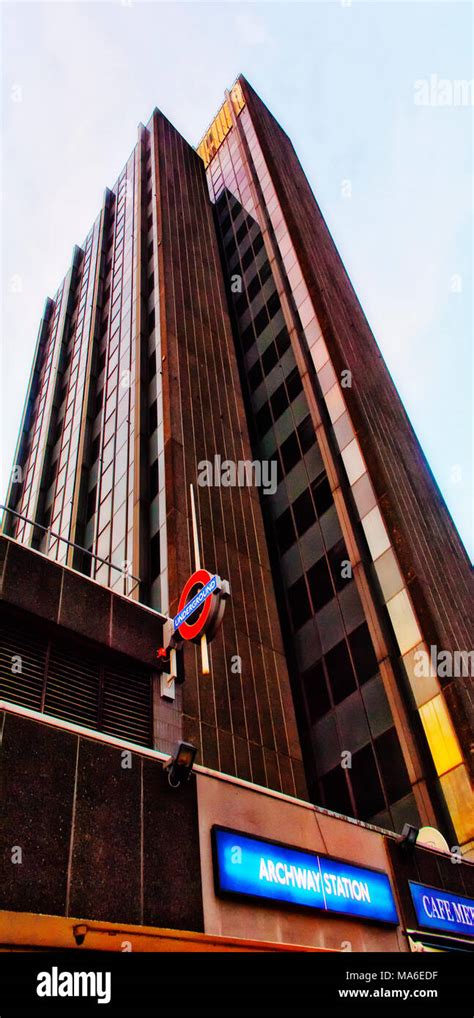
164 741 197 788
400 823 419 850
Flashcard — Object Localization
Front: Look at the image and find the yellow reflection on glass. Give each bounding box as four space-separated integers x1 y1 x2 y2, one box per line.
197 85 245 168
440 764 474 845
419 694 463 776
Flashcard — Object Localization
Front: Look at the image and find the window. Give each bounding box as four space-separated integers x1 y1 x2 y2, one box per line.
303 662 330 723
267 291 280 320
253 233 264 256
280 431 300 473
94 388 103 417
349 623 378 684
254 306 269 337
90 434 100 464
270 383 288 422
262 342 278 376
150 459 158 500
102 434 115 471
241 246 254 271
274 453 284 487
86 485 97 522
235 292 248 317
236 222 247 245
255 402 272 438
275 508 296 555
107 347 119 378
259 261 272 286
328 539 350 592
324 639 356 705
298 416 315 454
225 236 237 259
148 309 155 333
241 324 255 352
288 576 312 630
307 556 334 611
375 727 411 804
149 399 157 434
248 359 263 393
47 458 59 489
311 475 333 517
247 274 261 303
292 489 316 537
150 532 160 580
82 547 93 578
275 327 291 357
321 766 353 817
148 351 157 380
351 744 385 819
39 502 51 529
286 367 303 402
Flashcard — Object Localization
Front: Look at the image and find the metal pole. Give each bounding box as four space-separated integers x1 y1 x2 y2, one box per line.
189 484 210 676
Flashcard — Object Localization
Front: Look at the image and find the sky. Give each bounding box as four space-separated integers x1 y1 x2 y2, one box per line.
1 0 472 558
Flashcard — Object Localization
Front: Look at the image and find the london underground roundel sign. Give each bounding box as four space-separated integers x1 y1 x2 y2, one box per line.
173 569 229 644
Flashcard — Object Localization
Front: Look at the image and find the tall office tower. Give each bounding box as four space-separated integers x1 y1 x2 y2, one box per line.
3 77 472 854
3 96 305 802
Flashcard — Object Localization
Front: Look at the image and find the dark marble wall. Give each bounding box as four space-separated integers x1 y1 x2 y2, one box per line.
0 711 204 931
0 535 163 670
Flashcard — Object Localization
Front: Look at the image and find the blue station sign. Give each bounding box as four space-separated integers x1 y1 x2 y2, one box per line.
409 881 474 939
212 827 398 925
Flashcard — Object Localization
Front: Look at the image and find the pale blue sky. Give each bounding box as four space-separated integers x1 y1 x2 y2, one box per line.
2 1 472 557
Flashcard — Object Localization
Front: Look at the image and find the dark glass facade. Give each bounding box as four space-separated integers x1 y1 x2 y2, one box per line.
213 188 414 828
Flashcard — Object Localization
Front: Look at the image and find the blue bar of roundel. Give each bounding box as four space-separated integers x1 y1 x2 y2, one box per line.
173 575 217 630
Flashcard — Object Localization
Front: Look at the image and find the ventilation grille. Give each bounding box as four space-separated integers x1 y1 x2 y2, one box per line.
45 644 99 730
0 618 152 746
103 666 151 745
0 621 47 711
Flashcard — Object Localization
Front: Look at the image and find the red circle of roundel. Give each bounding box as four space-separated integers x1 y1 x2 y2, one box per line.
176 568 213 641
